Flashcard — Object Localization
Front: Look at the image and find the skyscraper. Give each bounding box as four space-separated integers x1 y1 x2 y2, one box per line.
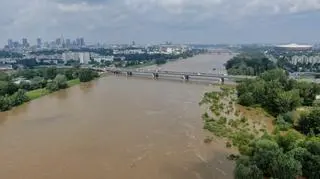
76 38 80 47
66 39 71 48
7 39 13 48
56 38 61 46
80 38 85 46
22 38 29 47
37 38 42 48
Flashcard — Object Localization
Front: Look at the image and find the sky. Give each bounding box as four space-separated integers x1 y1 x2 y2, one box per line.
0 0 320 45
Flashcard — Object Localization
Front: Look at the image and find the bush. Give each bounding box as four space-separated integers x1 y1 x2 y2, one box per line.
0 89 29 111
46 81 59 92
78 69 98 82
238 92 255 106
54 74 68 89
297 109 320 135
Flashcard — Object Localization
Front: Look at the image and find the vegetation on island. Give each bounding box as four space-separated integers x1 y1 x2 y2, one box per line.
0 67 99 111
225 52 276 76
200 69 320 179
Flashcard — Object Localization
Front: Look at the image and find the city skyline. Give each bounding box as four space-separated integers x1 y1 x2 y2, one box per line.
0 0 320 45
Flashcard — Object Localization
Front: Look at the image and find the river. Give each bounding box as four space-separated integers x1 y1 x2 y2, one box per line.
0 54 235 179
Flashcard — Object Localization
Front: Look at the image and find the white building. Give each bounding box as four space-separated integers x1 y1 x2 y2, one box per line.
93 56 114 63
62 52 91 64
62 52 79 63
79 52 90 64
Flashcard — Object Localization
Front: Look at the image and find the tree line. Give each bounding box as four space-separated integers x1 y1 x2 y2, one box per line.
225 52 276 76
0 67 99 111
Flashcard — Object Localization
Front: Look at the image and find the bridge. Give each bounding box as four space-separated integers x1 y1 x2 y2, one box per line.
206 49 233 55
96 67 255 84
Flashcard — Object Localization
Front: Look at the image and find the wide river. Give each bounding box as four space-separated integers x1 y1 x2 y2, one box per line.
0 54 235 179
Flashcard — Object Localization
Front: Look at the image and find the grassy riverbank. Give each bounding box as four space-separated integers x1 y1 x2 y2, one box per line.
26 79 81 100
26 88 50 100
201 69 320 179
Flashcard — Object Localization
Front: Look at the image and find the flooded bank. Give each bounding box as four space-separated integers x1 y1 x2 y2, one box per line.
0 54 236 179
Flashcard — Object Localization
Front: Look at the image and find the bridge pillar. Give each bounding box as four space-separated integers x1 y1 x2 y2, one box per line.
113 71 121 75
126 71 133 77
220 77 225 85
182 75 189 81
152 73 159 79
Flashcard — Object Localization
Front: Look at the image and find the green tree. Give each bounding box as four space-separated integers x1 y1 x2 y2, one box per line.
46 81 59 92
238 92 255 106
0 81 19 96
252 139 282 176
44 67 57 80
234 157 263 179
30 76 46 89
298 109 320 135
9 89 29 106
64 69 76 80
19 81 32 91
0 72 9 81
276 129 304 152
274 89 301 114
270 153 302 179
54 74 68 89
78 69 98 82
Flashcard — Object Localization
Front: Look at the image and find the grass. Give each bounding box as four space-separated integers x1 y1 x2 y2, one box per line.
67 79 80 87
26 88 50 100
26 79 81 101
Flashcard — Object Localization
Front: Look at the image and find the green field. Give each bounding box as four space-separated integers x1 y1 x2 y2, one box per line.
67 79 80 87
26 88 50 100
26 79 81 100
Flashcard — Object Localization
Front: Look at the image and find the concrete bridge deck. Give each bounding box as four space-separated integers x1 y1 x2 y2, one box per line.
97 67 255 84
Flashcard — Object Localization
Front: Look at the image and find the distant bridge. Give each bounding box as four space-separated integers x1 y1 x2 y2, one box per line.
206 49 233 55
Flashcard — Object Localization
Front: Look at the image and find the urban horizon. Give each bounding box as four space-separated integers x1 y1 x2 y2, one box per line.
2 36 318 48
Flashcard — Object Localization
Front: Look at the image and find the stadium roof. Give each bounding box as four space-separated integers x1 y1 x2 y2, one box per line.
275 43 312 48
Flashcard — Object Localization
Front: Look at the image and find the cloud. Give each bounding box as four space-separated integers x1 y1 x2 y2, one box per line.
57 2 104 12
0 0 320 45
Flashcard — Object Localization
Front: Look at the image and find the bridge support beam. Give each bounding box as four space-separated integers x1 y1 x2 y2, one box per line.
220 77 225 85
152 73 159 79
182 75 189 81
126 71 133 77
113 71 121 75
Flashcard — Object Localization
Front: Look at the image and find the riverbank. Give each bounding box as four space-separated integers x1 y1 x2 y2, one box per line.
26 79 81 100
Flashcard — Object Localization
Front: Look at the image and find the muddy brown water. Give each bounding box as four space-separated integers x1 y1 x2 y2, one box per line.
0 54 235 179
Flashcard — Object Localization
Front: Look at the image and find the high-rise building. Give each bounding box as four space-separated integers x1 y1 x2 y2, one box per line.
56 38 61 46
76 38 81 47
66 39 71 47
22 38 29 47
37 38 42 48
79 52 90 64
7 39 13 48
80 38 85 46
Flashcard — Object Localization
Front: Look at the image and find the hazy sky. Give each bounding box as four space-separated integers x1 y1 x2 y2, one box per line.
1 0 320 45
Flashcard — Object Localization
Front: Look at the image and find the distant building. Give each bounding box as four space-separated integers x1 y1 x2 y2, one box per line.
66 39 71 47
80 38 85 46
56 38 61 47
7 39 13 48
79 52 90 64
62 52 90 64
22 38 29 48
75 38 85 47
93 56 114 63
62 52 79 63
37 38 42 48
